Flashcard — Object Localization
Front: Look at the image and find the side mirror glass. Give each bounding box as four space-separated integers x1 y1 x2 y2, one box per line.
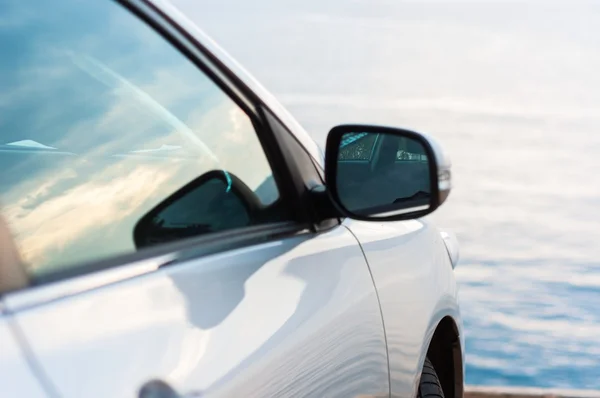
325 125 451 221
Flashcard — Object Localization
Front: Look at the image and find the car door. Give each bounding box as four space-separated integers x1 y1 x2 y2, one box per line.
0 1 389 397
0 314 48 397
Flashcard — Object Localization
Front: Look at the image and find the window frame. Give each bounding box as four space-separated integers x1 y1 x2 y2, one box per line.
0 0 329 297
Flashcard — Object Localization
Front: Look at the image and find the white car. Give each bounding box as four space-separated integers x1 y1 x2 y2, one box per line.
0 0 463 397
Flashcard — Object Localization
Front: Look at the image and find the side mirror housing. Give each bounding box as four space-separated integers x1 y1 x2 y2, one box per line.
324 124 451 221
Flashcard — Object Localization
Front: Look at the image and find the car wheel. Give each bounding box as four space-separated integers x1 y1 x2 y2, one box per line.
418 357 445 398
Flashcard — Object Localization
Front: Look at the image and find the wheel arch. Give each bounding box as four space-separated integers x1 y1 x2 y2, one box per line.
426 316 464 398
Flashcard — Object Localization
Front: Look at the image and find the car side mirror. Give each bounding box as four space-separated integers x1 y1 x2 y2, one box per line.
324 125 451 221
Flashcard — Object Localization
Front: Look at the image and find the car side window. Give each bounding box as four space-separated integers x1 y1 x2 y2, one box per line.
0 0 291 278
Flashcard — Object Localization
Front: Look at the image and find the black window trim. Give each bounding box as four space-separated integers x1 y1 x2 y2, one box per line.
261 106 340 231
0 0 325 297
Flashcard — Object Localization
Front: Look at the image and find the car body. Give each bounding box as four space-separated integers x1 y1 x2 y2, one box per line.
0 0 464 397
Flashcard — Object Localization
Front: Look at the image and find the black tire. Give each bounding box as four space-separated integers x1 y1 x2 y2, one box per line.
417 357 445 398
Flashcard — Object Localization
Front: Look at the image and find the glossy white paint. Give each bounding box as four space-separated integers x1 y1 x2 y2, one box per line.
440 230 460 269
5 255 173 312
409 131 453 205
345 218 463 398
0 311 48 397
6 227 389 398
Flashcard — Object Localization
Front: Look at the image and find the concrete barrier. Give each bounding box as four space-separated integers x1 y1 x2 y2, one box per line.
466 386 600 398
